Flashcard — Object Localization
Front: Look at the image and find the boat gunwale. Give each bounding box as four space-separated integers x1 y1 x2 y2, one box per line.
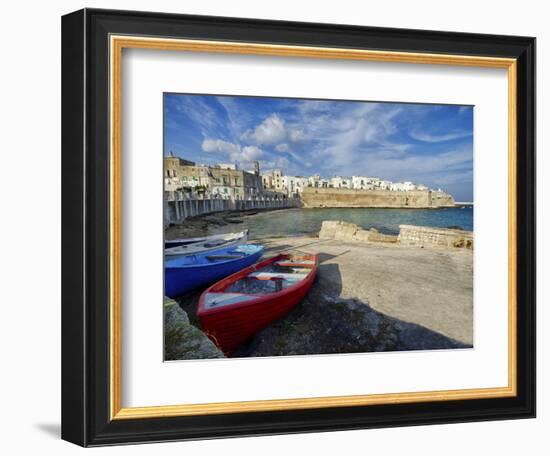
165 245 264 270
164 230 249 256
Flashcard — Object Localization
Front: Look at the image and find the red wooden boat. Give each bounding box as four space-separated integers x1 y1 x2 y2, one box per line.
198 253 319 355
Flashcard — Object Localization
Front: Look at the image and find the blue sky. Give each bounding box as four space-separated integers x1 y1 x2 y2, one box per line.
164 94 474 201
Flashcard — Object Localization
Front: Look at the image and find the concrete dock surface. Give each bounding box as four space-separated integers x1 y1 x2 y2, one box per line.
258 236 473 346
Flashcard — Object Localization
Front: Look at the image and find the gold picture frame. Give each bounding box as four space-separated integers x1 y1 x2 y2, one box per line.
110 36 517 420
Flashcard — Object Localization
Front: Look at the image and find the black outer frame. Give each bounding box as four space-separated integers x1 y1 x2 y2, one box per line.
61 8 536 447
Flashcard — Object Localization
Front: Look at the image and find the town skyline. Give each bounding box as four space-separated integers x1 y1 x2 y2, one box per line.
165 151 440 185
164 94 474 201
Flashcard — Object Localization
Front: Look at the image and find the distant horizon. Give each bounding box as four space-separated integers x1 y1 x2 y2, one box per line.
164 94 474 201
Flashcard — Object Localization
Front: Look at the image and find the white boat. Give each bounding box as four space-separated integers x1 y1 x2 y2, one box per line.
164 230 249 257
165 234 213 249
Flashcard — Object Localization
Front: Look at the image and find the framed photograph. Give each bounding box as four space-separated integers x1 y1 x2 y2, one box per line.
61 8 535 446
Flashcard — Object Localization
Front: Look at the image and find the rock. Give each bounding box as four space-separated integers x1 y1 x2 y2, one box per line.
398 224 474 249
367 231 398 243
233 293 400 357
353 230 371 242
333 222 358 241
164 297 225 360
318 220 342 239
232 291 470 357
318 220 397 244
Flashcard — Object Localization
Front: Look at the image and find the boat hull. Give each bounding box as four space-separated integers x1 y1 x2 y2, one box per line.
164 230 248 258
164 245 263 298
164 235 208 249
198 254 318 355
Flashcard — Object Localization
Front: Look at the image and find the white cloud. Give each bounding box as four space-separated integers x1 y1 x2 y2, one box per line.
259 156 290 171
275 143 289 152
242 114 306 146
337 146 473 184
172 97 227 138
201 139 263 166
410 130 472 143
236 145 263 162
289 129 305 142
201 139 241 155
241 114 286 145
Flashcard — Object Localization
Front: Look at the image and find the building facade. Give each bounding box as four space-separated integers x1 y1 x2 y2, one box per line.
330 176 353 189
282 176 308 196
165 152 442 200
390 181 418 192
164 154 263 199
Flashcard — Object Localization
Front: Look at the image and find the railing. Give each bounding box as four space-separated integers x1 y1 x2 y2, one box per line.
164 192 300 226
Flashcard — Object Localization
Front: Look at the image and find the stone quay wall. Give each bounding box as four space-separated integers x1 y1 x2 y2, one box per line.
319 220 398 244
398 224 474 249
301 187 455 209
319 220 473 249
164 192 300 226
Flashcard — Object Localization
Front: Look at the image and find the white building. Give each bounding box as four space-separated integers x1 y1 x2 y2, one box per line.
376 179 392 190
330 176 353 189
307 174 330 188
282 176 304 196
352 176 376 190
390 181 417 192
211 186 237 199
308 174 321 188
261 169 285 192
261 173 273 189
272 169 284 191
164 176 181 192
282 176 308 196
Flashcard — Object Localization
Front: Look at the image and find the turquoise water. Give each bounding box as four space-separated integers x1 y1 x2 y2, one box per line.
209 206 474 239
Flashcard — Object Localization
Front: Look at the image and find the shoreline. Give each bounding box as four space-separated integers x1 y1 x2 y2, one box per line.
165 205 473 240
165 206 300 240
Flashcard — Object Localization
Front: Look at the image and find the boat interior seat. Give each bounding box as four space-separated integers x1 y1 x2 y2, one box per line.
250 272 308 281
275 261 314 268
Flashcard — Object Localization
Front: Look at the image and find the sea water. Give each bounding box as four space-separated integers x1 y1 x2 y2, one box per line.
208 206 474 239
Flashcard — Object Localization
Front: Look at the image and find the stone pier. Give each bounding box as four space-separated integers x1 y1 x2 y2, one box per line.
398 225 474 249
318 220 473 249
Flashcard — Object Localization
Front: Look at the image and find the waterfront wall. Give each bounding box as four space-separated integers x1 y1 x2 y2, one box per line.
398 225 474 249
318 220 473 249
164 192 299 226
319 220 398 243
301 187 455 208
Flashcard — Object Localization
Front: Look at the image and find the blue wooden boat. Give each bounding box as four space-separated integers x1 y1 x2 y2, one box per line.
164 244 264 298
